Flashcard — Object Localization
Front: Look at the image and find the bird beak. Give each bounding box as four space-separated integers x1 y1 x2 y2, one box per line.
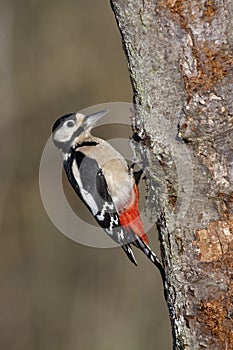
83 109 109 130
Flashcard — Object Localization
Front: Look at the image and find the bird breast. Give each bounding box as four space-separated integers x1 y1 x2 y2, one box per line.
102 159 134 213
80 138 135 213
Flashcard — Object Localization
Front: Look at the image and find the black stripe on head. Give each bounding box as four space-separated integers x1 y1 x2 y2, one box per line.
76 141 98 148
52 113 75 133
72 125 84 139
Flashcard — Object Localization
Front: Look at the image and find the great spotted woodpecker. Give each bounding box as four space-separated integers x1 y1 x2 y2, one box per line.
52 110 164 277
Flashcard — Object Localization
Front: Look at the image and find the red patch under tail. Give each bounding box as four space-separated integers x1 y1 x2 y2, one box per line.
119 184 149 244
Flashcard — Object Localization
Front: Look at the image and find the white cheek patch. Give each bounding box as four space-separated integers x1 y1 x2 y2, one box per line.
72 161 99 215
54 125 76 143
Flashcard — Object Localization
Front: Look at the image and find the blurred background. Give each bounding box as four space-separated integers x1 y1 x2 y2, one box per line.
0 0 171 349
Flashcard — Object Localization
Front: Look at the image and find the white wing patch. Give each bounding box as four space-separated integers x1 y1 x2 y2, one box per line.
96 202 115 221
72 160 98 215
117 230 125 241
105 215 120 236
109 215 119 230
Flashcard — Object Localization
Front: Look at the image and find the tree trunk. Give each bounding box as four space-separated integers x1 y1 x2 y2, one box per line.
111 1 233 348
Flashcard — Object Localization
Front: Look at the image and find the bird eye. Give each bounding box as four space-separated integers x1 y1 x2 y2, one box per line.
66 120 75 127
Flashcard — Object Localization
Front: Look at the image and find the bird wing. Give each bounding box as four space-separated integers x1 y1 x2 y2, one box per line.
63 149 138 264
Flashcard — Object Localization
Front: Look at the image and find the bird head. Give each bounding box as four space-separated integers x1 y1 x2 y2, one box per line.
52 109 109 151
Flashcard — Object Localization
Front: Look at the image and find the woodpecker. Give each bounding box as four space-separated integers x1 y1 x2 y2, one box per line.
52 109 164 277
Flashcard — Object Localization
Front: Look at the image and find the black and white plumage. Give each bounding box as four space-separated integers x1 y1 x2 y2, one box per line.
52 110 164 277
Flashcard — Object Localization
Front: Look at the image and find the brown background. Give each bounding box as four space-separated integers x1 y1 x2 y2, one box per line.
0 1 171 349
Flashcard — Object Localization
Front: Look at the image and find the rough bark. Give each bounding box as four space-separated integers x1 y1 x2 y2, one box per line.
111 1 233 349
